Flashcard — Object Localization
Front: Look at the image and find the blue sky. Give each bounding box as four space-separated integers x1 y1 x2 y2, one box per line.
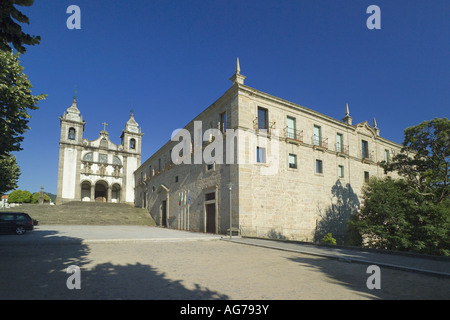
11 0 450 194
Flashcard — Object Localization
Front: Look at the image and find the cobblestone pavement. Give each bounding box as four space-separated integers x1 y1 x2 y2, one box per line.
0 226 448 300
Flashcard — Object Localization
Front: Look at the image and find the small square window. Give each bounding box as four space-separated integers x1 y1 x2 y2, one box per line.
316 159 323 174
288 154 297 169
257 147 266 163
338 165 344 178
206 163 214 171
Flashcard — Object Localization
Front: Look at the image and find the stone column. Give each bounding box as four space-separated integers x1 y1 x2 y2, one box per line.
90 184 95 202
107 186 112 203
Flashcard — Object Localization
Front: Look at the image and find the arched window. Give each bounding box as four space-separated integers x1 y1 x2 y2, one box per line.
83 152 93 162
130 138 136 150
113 156 121 165
68 128 76 140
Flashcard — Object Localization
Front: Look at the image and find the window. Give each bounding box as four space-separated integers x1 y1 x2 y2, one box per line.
68 128 76 140
313 125 322 146
364 171 370 183
158 158 162 171
205 192 215 201
206 163 214 171
286 116 296 139
384 149 390 163
83 152 93 162
288 154 297 169
113 156 121 165
338 165 344 178
256 147 266 163
362 140 369 159
130 138 136 150
99 154 108 163
336 133 344 152
258 107 268 130
175 176 179 183
316 159 323 174
220 112 227 133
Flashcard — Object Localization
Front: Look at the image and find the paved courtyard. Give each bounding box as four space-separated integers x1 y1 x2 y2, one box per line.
0 226 448 300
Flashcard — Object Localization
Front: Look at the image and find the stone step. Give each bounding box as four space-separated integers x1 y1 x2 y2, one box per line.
1 202 156 226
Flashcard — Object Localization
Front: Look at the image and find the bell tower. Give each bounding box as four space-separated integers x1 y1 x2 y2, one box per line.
56 98 86 204
120 111 143 204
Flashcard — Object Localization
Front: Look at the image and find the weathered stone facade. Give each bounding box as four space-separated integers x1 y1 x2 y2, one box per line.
135 60 401 242
56 99 142 205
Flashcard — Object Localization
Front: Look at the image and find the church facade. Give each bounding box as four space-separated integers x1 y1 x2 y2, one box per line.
133 59 401 242
56 99 143 205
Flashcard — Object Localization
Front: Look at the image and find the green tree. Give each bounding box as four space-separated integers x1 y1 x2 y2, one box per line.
0 153 20 195
7 189 32 203
348 178 449 256
0 0 41 54
383 118 449 204
348 118 450 256
0 50 46 157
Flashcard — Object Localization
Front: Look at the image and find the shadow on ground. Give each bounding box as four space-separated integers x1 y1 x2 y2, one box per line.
287 255 450 300
0 230 228 300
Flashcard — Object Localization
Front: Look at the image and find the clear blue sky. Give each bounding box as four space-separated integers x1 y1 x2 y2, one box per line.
12 0 450 194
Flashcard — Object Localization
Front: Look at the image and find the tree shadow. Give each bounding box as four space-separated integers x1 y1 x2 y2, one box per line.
79 262 229 300
314 180 360 245
267 228 287 240
286 254 449 300
0 229 229 300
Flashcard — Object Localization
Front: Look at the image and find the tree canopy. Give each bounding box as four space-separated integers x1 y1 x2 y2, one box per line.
383 118 449 204
0 153 20 195
0 50 46 157
7 189 31 203
0 0 41 54
348 118 450 256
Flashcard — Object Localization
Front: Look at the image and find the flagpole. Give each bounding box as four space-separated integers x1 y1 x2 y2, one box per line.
187 190 190 231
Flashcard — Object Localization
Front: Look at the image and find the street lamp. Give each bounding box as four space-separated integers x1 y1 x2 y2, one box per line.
227 183 233 239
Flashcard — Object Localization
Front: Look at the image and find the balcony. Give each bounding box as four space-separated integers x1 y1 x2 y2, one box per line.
312 135 328 150
335 143 349 156
253 117 276 136
361 150 375 163
284 127 303 144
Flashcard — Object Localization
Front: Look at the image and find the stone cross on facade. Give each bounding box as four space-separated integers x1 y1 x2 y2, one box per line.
102 122 108 132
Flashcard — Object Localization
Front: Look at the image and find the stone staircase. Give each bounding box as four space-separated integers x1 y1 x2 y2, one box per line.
1 202 156 226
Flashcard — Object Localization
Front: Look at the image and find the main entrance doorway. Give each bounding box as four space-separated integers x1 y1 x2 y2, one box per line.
161 200 167 227
205 203 216 233
95 181 108 202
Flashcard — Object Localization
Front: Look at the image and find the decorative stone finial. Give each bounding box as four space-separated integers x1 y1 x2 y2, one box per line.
230 57 246 86
343 103 353 125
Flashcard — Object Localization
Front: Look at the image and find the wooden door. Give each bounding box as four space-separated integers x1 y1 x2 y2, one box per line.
205 203 216 233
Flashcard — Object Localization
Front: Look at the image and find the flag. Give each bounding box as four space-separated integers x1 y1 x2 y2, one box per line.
184 191 187 205
178 192 181 206
188 190 190 205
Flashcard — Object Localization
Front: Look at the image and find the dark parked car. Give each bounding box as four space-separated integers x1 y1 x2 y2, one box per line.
0 212 36 235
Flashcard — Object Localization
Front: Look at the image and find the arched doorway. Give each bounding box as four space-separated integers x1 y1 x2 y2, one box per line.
111 183 121 203
95 181 108 202
81 181 91 201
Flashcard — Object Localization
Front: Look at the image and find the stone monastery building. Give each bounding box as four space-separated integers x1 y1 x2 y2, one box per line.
57 59 401 242
133 59 401 242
